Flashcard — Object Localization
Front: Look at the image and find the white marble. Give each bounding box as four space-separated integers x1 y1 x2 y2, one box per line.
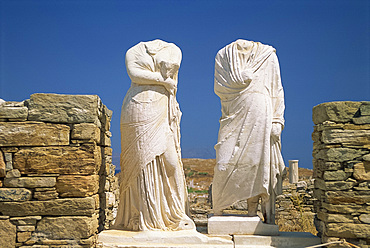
289 160 299 184
114 39 194 231
212 39 286 223
208 216 279 236
97 229 233 248
97 230 321 248
233 232 321 248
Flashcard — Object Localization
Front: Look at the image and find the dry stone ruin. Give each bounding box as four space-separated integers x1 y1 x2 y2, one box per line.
1 94 369 248
0 93 119 247
312 101 370 247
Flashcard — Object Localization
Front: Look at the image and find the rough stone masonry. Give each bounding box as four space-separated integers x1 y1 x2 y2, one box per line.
0 93 119 248
312 101 370 248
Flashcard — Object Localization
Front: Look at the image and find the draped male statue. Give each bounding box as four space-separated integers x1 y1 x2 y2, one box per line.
212 39 286 224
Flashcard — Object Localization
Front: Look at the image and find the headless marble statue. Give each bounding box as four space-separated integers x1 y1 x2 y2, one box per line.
114 39 195 231
212 39 286 224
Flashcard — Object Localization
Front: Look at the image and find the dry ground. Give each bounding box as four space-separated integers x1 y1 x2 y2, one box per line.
117 159 315 234
182 158 313 191
182 158 316 235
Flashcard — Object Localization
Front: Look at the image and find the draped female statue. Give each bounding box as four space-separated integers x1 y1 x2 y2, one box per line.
212 39 286 224
114 39 195 231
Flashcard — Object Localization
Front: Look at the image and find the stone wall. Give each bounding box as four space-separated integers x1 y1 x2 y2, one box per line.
184 158 318 234
188 177 318 235
0 93 119 247
312 101 370 247
275 179 317 234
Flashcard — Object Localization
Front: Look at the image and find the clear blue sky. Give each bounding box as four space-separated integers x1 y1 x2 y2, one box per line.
1 0 369 170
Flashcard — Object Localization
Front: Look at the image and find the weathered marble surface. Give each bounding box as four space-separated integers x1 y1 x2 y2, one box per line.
115 40 194 231
212 39 285 224
288 160 298 184
233 232 321 248
97 229 233 248
208 216 279 236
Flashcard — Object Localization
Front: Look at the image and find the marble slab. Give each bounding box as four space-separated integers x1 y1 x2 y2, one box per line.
97 229 233 248
233 232 321 248
208 216 279 236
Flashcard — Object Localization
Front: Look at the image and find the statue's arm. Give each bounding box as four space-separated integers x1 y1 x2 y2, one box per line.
271 53 285 128
125 48 176 94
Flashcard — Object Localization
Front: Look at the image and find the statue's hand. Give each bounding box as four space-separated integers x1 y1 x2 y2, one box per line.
163 77 177 95
241 69 253 84
271 123 282 141
160 61 179 81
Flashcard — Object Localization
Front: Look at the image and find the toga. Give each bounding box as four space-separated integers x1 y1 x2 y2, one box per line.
212 39 285 223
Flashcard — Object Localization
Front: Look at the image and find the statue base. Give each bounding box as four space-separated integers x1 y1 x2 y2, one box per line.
97 229 233 248
232 232 321 248
208 216 279 236
97 228 321 248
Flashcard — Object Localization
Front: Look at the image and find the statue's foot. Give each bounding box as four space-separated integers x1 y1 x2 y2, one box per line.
247 195 259 217
177 218 196 230
246 212 258 217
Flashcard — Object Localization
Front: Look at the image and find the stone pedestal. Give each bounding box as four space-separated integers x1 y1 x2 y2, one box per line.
97 229 322 248
233 232 321 248
288 160 299 184
208 216 279 236
97 229 233 248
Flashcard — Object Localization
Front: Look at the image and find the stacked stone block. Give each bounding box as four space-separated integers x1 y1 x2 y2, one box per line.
0 93 118 247
312 101 370 247
276 180 317 233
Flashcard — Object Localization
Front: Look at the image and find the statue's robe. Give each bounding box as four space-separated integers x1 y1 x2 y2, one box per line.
212 40 285 223
114 40 194 231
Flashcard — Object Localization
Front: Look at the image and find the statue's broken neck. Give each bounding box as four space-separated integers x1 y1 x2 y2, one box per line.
235 39 255 54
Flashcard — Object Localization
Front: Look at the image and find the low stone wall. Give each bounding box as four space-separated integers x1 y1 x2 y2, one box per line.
312 101 370 247
188 176 317 235
0 93 119 247
275 179 317 233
